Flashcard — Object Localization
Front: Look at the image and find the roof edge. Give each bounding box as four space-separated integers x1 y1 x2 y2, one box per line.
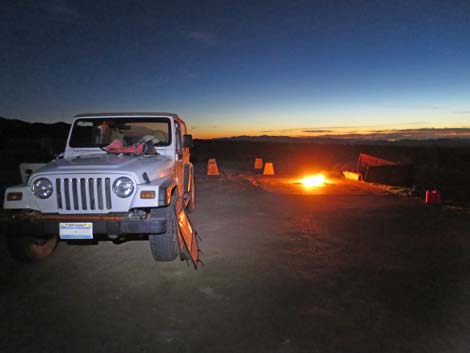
74 112 179 118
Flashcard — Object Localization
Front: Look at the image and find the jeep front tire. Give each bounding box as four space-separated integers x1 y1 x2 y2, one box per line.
149 196 179 261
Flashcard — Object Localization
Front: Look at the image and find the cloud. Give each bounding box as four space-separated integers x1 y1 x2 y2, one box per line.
452 110 470 115
261 126 470 140
384 104 441 111
262 127 333 133
302 129 333 133
177 67 198 79
44 0 80 23
180 30 222 47
313 128 470 140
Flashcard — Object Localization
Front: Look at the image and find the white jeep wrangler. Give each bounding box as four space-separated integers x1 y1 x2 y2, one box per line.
3 112 196 262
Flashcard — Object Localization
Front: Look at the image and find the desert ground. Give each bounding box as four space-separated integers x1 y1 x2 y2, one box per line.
1 163 470 353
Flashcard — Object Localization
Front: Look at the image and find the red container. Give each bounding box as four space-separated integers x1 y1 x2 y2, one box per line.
425 189 441 205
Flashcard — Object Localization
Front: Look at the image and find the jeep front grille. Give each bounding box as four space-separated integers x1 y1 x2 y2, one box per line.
55 177 112 211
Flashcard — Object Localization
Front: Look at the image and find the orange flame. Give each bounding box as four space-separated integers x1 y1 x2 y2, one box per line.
300 174 326 187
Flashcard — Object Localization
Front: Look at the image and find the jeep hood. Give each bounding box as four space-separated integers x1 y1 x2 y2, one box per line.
32 154 173 184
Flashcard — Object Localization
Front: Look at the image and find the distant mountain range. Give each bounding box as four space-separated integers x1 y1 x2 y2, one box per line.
1 117 470 147
0 117 70 141
212 134 470 147
0 117 71 163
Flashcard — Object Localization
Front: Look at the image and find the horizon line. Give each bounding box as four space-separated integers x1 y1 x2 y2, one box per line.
2 116 470 141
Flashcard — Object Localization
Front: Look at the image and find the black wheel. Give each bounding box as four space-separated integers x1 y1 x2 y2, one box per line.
149 196 179 262
7 235 58 262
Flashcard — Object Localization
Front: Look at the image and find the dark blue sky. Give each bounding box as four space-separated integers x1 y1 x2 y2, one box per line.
2 0 470 138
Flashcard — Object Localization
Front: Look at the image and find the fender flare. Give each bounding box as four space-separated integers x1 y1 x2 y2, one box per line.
158 179 177 206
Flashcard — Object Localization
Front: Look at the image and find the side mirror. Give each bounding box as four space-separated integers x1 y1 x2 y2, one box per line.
183 134 193 148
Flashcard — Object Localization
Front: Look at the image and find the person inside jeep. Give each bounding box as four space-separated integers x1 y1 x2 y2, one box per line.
141 130 168 145
69 117 172 149
99 121 124 144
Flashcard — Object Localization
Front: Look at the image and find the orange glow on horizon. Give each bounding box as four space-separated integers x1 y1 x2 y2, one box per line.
190 122 470 140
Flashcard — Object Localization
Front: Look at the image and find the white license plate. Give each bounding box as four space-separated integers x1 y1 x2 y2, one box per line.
59 222 93 240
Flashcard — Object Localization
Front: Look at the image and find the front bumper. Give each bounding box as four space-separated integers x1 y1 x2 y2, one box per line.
4 211 167 237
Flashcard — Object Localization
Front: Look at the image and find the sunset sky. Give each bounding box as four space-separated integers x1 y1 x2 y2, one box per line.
1 0 470 139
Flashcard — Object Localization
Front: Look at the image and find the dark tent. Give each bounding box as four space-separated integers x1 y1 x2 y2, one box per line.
356 153 412 186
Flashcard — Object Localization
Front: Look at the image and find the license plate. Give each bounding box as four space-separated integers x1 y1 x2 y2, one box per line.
59 222 93 240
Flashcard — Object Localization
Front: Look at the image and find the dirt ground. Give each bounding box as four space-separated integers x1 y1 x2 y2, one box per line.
1 167 470 353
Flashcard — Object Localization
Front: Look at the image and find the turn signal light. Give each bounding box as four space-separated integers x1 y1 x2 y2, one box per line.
7 192 23 201
140 190 156 199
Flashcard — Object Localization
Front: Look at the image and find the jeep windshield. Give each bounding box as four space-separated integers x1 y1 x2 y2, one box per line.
69 117 172 148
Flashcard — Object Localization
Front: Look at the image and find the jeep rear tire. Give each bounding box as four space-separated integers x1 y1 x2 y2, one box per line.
149 197 179 261
7 235 58 262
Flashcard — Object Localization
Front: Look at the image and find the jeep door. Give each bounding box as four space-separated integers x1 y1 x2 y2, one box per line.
174 120 185 198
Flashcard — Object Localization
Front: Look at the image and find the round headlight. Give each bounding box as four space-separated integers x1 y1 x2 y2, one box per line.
32 178 53 199
112 177 134 198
